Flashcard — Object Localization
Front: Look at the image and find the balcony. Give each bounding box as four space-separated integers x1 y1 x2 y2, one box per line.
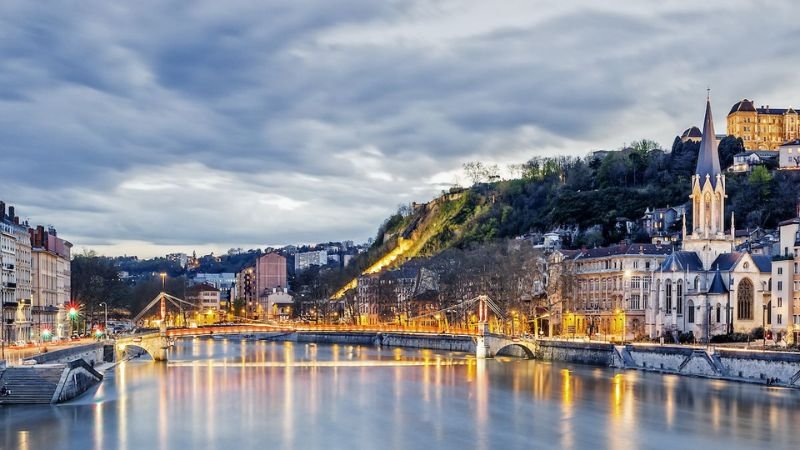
2 282 16 288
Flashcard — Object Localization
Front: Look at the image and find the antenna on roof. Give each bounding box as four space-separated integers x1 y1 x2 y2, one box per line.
707 86 711 101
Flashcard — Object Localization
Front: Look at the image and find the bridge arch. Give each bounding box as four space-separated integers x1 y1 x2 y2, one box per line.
117 343 155 360
495 343 535 359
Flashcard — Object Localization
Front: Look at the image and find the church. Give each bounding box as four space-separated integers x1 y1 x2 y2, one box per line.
647 98 773 341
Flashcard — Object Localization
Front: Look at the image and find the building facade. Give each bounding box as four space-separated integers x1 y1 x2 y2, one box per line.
727 99 799 150
1 203 33 344
778 139 800 169
566 244 671 340
294 250 328 273
30 225 72 340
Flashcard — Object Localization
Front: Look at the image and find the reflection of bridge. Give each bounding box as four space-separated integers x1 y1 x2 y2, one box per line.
118 293 537 362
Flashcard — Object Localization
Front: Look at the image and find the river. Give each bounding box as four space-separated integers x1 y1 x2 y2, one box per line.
1 338 798 450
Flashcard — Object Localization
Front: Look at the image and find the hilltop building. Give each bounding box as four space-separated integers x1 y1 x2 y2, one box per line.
727 99 800 150
778 139 800 170
294 250 327 273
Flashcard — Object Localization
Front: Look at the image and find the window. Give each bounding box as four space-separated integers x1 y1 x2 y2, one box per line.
631 294 641 310
737 278 754 320
766 301 772 325
778 281 783 291
693 276 699 291
665 280 673 311
778 297 783 308
778 267 783 275
778 314 783 325
716 303 721 323
687 300 695 323
676 281 683 315
631 277 641 289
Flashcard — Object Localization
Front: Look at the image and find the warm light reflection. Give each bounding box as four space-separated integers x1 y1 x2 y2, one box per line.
6 339 796 450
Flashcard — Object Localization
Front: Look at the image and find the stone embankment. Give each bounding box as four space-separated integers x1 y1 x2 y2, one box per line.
0 342 113 405
612 344 800 387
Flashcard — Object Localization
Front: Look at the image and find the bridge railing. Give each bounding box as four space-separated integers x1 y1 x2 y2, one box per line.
155 323 483 337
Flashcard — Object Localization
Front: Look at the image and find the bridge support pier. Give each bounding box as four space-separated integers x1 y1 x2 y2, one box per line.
154 322 169 362
476 323 491 359
476 336 489 359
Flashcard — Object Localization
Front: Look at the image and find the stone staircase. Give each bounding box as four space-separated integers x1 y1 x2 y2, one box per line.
0 366 65 404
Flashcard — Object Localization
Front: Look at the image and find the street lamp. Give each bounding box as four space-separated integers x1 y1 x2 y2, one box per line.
99 302 108 336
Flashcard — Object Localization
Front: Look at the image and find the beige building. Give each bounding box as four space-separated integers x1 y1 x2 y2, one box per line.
727 99 799 150
1 203 33 344
567 244 671 340
30 226 72 339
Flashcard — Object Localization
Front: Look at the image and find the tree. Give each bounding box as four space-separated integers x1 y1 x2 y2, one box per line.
717 136 744 170
71 253 132 325
462 161 486 185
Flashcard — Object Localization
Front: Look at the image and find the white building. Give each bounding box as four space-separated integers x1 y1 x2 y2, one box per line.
294 250 327 272
778 139 800 170
648 99 773 341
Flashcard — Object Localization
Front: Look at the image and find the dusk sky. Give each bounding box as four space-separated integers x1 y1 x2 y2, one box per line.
2 0 798 258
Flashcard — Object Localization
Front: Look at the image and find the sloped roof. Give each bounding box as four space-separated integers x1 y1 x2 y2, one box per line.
781 139 800 147
696 99 722 187
729 99 757 114
757 107 789 115
751 255 772 273
576 244 672 260
709 252 771 273
682 126 702 138
707 270 729 294
660 251 704 272
711 253 744 271
733 150 778 159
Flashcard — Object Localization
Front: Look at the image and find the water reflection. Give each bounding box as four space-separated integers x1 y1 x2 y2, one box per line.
1 338 799 450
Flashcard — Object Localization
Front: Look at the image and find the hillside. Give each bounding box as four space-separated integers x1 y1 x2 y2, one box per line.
330 136 800 297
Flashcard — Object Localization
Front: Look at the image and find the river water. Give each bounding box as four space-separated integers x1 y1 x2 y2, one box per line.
1 338 798 450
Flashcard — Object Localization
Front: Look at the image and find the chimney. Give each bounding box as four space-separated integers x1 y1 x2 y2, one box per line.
8 206 14 220
0 201 5 220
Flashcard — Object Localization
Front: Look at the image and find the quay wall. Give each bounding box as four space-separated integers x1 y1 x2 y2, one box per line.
536 340 615 366
23 342 113 367
615 344 800 388
268 331 800 388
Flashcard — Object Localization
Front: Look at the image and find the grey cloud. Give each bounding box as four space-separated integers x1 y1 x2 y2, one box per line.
0 0 798 255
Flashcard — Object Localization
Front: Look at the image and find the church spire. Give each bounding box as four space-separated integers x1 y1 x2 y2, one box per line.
695 96 722 187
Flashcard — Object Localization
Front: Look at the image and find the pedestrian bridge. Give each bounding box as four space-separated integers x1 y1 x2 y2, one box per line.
114 325 538 362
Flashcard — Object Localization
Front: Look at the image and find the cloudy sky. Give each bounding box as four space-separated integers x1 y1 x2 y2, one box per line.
1 1 798 257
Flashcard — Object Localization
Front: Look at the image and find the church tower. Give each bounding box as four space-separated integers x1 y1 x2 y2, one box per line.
683 96 734 267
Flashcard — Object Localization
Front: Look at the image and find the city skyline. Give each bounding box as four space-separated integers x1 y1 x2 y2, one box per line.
2 1 800 257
